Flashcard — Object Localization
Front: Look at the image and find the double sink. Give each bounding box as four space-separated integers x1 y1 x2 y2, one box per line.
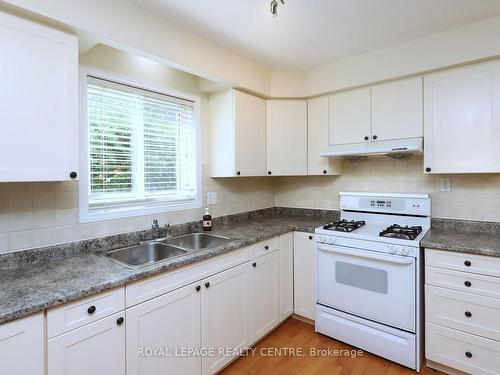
103 233 232 269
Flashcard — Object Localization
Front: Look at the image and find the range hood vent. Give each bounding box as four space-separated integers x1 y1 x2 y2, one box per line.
321 137 423 160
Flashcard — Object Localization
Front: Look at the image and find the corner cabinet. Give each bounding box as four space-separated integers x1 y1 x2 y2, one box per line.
209 90 266 177
307 96 342 175
0 313 44 375
424 60 500 174
0 11 78 182
266 100 308 176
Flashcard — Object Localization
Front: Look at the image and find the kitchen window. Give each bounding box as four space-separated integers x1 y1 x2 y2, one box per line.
79 73 201 222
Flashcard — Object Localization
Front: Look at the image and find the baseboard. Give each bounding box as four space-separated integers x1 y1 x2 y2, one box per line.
292 314 315 325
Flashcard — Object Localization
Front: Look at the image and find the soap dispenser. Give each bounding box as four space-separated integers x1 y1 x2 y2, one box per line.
202 207 212 231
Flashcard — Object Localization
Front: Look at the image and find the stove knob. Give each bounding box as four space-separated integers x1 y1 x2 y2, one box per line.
389 245 397 254
400 247 409 256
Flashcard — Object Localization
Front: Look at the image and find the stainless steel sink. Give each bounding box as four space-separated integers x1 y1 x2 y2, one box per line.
103 242 187 268
161 233 231 250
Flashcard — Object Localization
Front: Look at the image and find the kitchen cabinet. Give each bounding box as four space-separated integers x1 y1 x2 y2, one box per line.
209 89 266 177
266 100 308 176
201 263 251 375
371 77 423 141
293 232 316 320
0 11 78 182
0 313 44 375
126 283 202 375
329 87 371 145
279 232 294 321
47 312 126 375
424 60 500 174
250 251 280 342
307 96 342 175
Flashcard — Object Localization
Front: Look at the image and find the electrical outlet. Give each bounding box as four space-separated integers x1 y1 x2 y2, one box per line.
439 177 451 192
207 192 217 205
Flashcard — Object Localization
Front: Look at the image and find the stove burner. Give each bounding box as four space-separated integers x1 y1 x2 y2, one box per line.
379 224 422 240
324 219 366 232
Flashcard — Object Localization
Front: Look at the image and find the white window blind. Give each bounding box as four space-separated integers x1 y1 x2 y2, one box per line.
86 76 198 215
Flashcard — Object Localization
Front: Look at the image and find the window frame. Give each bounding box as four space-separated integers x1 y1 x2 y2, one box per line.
79 67 202 223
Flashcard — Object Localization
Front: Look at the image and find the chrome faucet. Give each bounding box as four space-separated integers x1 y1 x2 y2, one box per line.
152 219 160 239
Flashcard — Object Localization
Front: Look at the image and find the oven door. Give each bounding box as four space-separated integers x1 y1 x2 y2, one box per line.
317 244 416 332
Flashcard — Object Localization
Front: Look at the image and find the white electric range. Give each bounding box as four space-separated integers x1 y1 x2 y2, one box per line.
315 192 431 372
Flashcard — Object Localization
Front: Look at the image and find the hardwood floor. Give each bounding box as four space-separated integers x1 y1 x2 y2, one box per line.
220 318 443 375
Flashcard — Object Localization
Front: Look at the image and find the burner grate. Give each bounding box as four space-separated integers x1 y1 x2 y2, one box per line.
324 219 365 233
379 224 422 240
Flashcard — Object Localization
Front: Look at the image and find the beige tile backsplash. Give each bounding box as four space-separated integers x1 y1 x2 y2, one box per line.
1 156 500 253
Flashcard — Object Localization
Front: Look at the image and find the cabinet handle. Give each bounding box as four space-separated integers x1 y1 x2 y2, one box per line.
236 171 241 176
264 245 269 250
372 135 378 140
205 282 210 288
195 285 201 292
268 171 272 175
252 262 257 267
116 317 124 325
465 311 472 318
322 170 327 174
364 136 369 141
464 280 472 287
87 305 96 314
465 351 472 358
464 260 471 267
70 171 77 179
425 167 431 173
309 235 313 240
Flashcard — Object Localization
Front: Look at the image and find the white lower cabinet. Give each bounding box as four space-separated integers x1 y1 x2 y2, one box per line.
201 263 251 375
279 232 294 320
126 283 202 375
47 312 126 375
294 232 316 320
250 251 280 342
0 313 44 375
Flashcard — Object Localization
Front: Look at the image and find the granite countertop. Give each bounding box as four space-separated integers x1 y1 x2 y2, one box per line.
0 213 332 324
421 219 500 258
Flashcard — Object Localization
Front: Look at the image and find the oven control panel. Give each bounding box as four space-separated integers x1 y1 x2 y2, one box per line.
316 234 419 258
339 193 431 216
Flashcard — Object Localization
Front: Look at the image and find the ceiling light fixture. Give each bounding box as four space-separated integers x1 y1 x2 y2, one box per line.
270 0 285 17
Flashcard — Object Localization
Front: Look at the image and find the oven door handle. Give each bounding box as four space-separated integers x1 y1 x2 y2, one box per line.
318 245 414 265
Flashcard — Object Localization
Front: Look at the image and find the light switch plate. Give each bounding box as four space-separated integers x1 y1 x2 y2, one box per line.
439 177 451 192
207 192 217 205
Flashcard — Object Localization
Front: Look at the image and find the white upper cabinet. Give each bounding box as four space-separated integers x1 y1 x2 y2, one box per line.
329 87 371 145
307 96 342 175
209 89 266 177
0 11 78 182
371 77 423 141
0 313 44 375
266 100 308 176
424 60 500 174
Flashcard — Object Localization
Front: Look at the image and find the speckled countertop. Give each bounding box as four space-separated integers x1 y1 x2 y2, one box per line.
0 211 334 324
421 218 500 257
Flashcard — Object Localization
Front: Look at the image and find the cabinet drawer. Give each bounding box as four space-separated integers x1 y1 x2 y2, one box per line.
426 285 500 341
126 246 249 307
426 266 500 299
251 236 279 259
47 287 124 338
426 322 500 375
425 249 500 278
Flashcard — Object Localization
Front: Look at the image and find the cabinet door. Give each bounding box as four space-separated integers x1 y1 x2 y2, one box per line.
266 100 308 176
424 60 500 173
371 77 423 141
293 232 316 320
201 263 250 375
307 96 342 175
48 312 125 375
250 251 280 343
329 87 371 145
234 91 266 176
0 313 44 375
126 283 202 375
0 11 78 182
279 232 294 321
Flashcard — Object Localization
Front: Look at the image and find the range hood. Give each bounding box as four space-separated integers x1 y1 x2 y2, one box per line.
321 137 423 161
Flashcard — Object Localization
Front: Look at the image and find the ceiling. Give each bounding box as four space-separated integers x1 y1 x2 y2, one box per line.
127 0 500 70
